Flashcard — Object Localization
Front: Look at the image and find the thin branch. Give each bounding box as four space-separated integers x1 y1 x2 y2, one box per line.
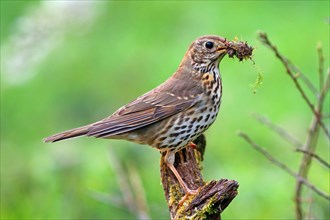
306 191 315 220
253 113 329 168
238 131 330 201
298 73 318 96
258 32 330 139
322 113 330 118
319 69 330 108
295 148 330 169
288 63 318 95
295 114 320 220
295 69 330 219
317 42 324 90
253 113 303 148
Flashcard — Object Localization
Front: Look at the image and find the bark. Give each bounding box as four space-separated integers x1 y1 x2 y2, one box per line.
160 134 239 219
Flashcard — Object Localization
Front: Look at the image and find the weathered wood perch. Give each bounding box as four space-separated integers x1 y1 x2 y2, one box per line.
160 134 239 219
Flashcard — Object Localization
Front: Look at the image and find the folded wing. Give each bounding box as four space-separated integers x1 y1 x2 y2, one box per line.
87 90 198 138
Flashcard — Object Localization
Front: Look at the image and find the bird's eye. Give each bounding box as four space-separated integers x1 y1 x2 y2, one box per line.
205 41 214 49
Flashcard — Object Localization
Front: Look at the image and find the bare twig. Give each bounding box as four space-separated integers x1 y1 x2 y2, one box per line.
253 113 329 168
317 42 324 90
322 113 330 118
251 32 329 220
288 63 318 95
295 121 320 186
298 73 318 96
238 131 330 201
258 32 330 139
253 113 303 148
295 148 330 169
295 69 330 219
320 69 330 108
306 191 315 220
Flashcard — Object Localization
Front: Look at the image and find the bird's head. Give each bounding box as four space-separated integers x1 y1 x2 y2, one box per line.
187 35 228 65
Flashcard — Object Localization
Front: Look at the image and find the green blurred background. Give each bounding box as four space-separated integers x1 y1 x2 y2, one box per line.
1 1 329 219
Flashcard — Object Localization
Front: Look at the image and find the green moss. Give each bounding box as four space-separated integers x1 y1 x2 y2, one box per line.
250 70 264 94
169 181 184 206
188 193 221 219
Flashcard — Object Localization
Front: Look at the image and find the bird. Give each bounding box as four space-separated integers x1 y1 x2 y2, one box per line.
44 35 230 197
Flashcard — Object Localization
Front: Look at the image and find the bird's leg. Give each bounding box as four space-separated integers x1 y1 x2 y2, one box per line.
165 151 198 196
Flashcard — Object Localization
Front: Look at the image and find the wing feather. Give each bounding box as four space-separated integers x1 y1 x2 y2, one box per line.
87 91 197 138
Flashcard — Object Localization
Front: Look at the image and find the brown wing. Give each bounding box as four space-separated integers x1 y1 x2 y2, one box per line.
86 89 198 138
86 69 204 138
44 68 203 143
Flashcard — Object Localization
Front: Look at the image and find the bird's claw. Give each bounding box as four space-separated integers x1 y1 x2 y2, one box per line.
177 188 199 207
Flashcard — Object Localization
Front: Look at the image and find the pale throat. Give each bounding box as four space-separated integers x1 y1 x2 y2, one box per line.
192 59 221 78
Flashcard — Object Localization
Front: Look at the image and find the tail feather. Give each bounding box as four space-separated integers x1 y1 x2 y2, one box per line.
43 125 90 143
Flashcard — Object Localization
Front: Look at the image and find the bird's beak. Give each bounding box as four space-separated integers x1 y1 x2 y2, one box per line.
216 45 227 54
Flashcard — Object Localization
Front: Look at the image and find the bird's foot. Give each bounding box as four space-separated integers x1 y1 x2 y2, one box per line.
177 187 199 207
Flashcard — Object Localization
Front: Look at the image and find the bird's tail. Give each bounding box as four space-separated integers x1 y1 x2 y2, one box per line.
43 125 90 143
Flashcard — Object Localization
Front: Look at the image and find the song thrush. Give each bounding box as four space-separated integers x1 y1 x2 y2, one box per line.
44 35 253 196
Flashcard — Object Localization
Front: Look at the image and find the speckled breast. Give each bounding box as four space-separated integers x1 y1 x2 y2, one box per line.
150 69 222 152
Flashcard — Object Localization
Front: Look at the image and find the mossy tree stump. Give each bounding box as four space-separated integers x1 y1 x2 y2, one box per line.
160 134 239 219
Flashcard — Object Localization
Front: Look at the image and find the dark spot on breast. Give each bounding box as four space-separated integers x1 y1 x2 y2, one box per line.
194 125 200 133
186 110 195 116
158 144 166 149
158 136 167 142
204 114 210 122
197 116 203 122
212 95 217 103
169 132 180 138
216 99 221 106
179 130 186 134
213 79 220 93
181 134 190 141
167 138 176 144
188 134 195 139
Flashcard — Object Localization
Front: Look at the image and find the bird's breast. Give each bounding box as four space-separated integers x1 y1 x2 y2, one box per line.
201 69 222 107
146 69 223 152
